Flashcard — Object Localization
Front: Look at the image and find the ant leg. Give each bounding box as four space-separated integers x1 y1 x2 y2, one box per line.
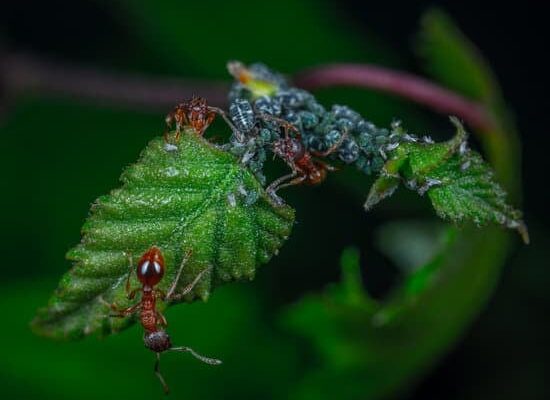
154 352 170 394
265 170 298 197
170 346 222 365
123 252 136 297
156 311 168 328
208 106 245 142
266 172 301 206
167 267 212 303
311 131 348 157
273 174 307 192
127 288 140 301
316 159 337 172
200 112 217 136
266 172 297 194
258 113 300 139
165 250 193 299
122 254 139 302
174 112 189 142
164 250 212 301
155 289 167 301
109 302 141 318
98 295 139 315
165 113 174 133
98 261 139 315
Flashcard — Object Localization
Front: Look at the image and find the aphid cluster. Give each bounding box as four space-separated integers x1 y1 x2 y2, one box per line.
103 247 221 394
222 61 434 197
161 62 439 205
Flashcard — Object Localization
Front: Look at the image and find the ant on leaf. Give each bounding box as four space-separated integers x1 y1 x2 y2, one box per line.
165 96 242 142
102 246 221 394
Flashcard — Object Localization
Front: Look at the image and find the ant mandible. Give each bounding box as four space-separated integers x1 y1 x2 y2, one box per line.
102 246 221 394
267 123 346 204
165 96 240 142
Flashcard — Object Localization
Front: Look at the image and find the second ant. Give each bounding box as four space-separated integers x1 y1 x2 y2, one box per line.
102 246 221 394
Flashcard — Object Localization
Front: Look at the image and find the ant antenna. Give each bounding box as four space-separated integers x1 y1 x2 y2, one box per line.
154 346 222 394
170 346 223 365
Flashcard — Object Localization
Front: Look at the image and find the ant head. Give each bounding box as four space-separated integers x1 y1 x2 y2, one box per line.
137 246 165 287
186 96 207 114
144 330 172 353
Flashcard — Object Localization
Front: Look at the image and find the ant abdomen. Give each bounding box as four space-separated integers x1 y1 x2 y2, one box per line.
144 331 172 353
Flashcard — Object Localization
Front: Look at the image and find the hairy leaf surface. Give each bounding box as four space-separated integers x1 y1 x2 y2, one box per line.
365 119 527 241
32 132 294 339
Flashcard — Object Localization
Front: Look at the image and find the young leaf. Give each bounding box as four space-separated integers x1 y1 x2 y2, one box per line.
365 118 527 242
283 226 507 399
417 8 499 103
32 132 294 340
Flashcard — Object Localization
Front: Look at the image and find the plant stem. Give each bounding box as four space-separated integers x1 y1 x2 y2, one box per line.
2 53 494 130
293 63 494 131
1 53 229 113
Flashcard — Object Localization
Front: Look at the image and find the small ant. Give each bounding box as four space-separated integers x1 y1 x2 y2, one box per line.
165 96 241 142
102 246 221 394
267 124 345 204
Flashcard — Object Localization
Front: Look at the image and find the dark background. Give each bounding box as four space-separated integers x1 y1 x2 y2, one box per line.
1 1 549 399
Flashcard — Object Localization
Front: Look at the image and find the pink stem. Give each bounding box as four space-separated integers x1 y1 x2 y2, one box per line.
1 53 229 112
293 63 494 131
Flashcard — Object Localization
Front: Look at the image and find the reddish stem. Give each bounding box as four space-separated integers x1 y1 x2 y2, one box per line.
293 63 494 131
2 53 495 131
1 53 229 112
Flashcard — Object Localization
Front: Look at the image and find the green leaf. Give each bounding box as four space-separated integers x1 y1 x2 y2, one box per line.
283 225 507 399
282 10 527 400
32 132 294 339
365 118 527 242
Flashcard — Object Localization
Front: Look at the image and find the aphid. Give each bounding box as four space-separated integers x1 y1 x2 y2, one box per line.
267 126 345 204
417 178 442 195
226 61 280 98
459 140 469 155
227 60 253 85
229 98 255 133
166 96 240 141
338 138 360 164
253 96 281 116
103 247 221 394
461 160 471 171
421 135 435 144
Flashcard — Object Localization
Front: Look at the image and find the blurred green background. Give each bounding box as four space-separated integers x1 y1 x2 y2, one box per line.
1 1 548 399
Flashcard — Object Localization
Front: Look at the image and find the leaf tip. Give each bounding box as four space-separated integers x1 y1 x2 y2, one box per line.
364 175 400 211
516 220 530 245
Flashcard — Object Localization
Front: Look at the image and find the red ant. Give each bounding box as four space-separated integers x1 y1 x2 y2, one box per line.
267 123 345 204
165 96 239 141
102 246 221 394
